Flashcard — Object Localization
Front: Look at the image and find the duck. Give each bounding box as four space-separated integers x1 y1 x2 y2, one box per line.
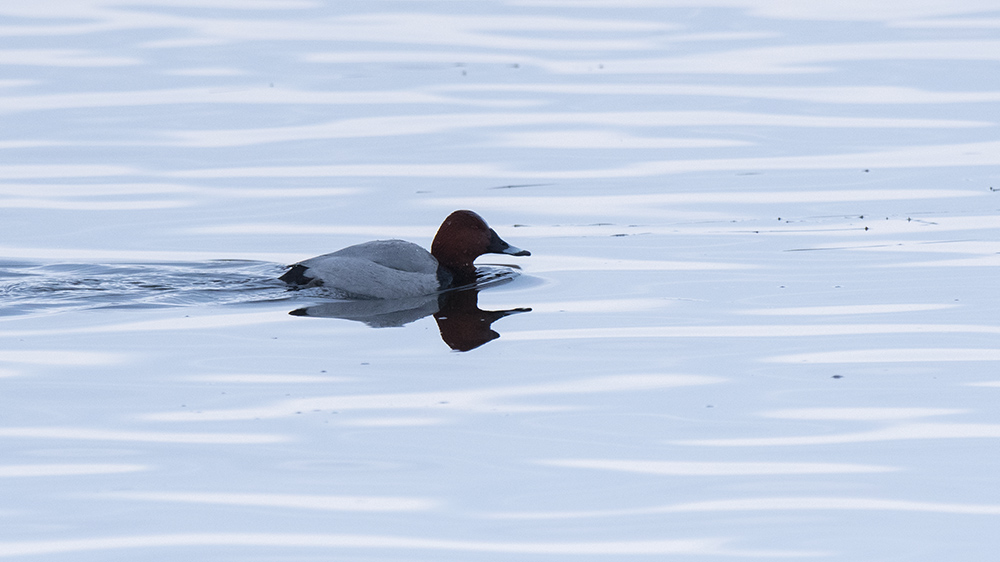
279 210 530 299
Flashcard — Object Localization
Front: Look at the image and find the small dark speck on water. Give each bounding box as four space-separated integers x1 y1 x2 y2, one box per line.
488 183 552 190
832 375 843 379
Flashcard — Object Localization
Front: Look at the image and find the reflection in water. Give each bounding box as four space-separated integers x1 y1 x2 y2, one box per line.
165 110 985 148
0 464 147 477
0 427 286 444
538 458 893 475
434 288 530 351
675 423 1000 447
289 267 531 351
100 491 438 512
0 533 806 558
490 496 1000 519
290 294 440 327
145 374 722 422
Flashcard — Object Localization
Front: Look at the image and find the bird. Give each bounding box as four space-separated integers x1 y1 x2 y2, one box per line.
279 210 529 299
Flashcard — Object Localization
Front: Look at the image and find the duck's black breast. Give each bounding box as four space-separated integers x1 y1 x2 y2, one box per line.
436 265 454 289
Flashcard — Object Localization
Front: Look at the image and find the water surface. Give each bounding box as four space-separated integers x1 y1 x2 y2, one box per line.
2 0 1000 560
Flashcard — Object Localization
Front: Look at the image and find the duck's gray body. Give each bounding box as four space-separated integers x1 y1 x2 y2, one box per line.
280 240 453 300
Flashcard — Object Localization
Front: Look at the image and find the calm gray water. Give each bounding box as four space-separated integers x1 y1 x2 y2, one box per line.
2 0 1000 559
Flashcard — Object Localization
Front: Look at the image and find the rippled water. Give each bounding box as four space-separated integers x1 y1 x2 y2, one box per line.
0 261 287 313
2 0 1000 560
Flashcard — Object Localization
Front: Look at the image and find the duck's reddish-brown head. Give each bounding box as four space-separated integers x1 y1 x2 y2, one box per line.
431 210 529 281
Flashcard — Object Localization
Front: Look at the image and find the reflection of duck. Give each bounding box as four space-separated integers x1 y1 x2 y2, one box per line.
279 210 529 299
289 278 530 351
289 294 440 328
434 288 530 351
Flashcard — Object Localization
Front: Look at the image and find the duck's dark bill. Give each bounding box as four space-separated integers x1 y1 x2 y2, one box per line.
502 245 530 257
486 229 531 257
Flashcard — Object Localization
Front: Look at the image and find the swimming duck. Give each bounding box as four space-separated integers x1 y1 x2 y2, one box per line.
279 210 530 299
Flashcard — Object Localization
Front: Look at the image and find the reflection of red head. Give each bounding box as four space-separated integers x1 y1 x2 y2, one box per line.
435 289 531 352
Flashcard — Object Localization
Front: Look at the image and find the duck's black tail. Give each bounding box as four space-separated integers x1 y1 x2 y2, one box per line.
279 264 317 286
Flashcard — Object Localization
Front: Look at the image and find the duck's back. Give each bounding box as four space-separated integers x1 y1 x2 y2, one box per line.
283 240 449 299
321 240 439 274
